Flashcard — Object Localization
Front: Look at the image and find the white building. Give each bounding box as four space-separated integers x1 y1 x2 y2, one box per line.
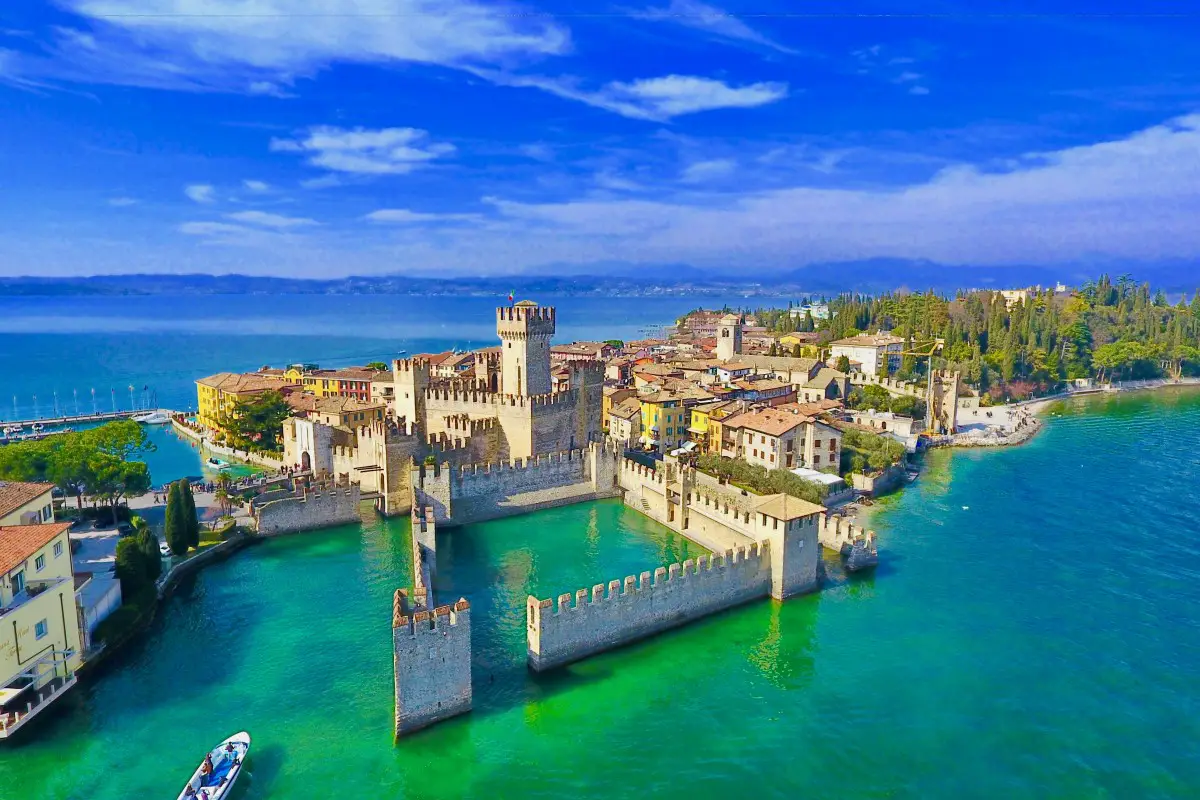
721 408 843 472
830 333 904 378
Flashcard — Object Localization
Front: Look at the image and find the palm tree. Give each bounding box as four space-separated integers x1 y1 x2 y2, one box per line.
214 471 234 516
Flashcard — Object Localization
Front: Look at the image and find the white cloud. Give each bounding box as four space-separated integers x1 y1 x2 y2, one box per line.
107 197 138 207
365 209 481 223
394 113 1200 272
299 175 343 190
518 143 555 161
480 72 788 121
909 86 930 96
23 0 569 93
184 184 216 203
679 158 736 183
633 0 799 55
242 180 270 192
270 126 455 175
226 210 318 228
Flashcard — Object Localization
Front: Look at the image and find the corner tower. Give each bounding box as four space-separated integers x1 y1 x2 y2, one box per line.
497 300 555 396
716 313 742 362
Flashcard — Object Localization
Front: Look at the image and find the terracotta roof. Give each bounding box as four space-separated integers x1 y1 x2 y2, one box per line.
803 367 847 389
752 494 825 521
551 342 606 355
718 362 753 371
724 407 814 437
778 400 844 416
610 398 643 420
0 522 70 576
196 372 285 394
310 396 385 415
0 481 55 520
734 378 793 392
832 334 904 347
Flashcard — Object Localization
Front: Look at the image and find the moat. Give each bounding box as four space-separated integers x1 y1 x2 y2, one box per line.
3 392 1200 798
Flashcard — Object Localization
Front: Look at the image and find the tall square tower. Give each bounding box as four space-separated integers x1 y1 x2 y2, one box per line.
497 301 555 396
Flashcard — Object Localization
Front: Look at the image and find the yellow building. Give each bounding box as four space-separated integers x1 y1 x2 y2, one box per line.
778 334 821 358
195 372 288 431
602 386 636 430
0 482 55 527
0 521 84 739
305 396 386 428
686 401 740 455
286 367 377 401
639 391 688 453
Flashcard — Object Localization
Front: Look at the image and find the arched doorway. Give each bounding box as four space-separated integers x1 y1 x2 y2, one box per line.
301 451 311 471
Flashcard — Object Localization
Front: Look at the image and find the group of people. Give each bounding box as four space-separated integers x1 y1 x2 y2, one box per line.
181 742 241 798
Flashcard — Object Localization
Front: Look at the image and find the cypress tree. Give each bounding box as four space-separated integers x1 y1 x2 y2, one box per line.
165 481 189 556
178 479 200 548
136 529 163 581
114 537 147 597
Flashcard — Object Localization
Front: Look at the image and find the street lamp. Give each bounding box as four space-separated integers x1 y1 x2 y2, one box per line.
129 385 135 412
111 388 116 413
33 395 39 419
73 389 79 416
91 388 97 415
53 391 60 418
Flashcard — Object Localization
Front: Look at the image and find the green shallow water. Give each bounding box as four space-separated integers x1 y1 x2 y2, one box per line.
3 390 1200 799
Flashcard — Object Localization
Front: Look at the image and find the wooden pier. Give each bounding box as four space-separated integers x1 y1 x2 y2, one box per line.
1 410 140 428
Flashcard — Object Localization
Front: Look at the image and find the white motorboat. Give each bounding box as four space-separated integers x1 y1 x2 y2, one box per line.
175 731 250 800
133 410 171 424
206 457 229 469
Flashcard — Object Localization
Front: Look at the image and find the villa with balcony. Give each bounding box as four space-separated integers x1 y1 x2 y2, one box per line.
0 521 85 740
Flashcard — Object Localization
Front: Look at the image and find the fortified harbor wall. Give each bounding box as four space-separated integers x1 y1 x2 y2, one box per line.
255 483 363 536
411 441 621 526
526 544 771 671
392 506 474 738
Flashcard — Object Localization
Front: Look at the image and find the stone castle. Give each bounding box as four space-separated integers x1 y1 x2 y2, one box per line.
256 301 879 742
281 300 603 516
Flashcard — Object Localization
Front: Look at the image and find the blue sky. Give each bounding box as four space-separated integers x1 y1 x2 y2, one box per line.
2 0 1199 278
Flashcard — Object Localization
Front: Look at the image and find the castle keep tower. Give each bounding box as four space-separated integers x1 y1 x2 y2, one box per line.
497 301 555 396
716 313 742 362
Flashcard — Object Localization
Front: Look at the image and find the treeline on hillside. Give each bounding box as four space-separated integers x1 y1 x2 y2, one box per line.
0 421 154 521
754 275 1200 401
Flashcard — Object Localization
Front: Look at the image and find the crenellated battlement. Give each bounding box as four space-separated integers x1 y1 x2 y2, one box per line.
394 598 470 634
526 542 773 671
619 458 664 483
818 514 876 548
453 447 587 478
497 304 556 329
394 357 433 376
423 385 582 409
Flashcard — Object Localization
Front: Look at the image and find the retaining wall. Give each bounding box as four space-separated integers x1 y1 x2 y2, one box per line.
527 544 772 671
255 486 363 536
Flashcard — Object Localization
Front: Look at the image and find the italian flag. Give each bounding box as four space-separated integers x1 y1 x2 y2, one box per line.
508 290 515 304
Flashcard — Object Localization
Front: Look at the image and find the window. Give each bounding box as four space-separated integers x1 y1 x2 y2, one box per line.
35 620 48 640
814 455 821 465
769 454 775 463
54 541 63 558
814 440 822 448
12 570 25 595
43 504 52 521
35 554 45 572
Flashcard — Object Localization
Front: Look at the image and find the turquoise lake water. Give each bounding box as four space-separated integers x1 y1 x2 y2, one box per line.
0 389 1197 798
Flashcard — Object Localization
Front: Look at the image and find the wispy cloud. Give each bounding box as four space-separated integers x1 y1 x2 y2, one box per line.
477 71 788 121
679 158 736 183
107 196 138 207
9 0 570 94
365 209 481 223
270 126 455 175
242 180 270 193
225 210 318 228
632 0 799 55
184 184 216 203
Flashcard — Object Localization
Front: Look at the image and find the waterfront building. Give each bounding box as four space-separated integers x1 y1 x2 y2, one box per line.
551 342 618 363
829 333 904 378
0 521 85 740
195 371 293 431
720 407 843 472
0 481 55 527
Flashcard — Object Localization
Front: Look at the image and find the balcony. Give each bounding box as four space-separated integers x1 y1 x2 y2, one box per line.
0 577 69 620
0 649 78 739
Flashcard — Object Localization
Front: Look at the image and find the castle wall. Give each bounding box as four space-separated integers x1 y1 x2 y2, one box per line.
255 486 363 536
393 597 472 737
526 545 772 671
411 445 622 527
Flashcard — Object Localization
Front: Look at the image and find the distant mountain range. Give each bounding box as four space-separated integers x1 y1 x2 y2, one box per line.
2 259 1196 297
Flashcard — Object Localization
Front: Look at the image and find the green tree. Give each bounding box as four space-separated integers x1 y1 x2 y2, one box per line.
115 537 148 597
88 453 151 524
365 361 389 371
224 390 292 453
164 481 190 556
178 479 200 548
835 355 851 373
136 527 163 582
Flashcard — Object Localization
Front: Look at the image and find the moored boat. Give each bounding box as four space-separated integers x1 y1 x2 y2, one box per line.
176 731 250 800
133 410 171 424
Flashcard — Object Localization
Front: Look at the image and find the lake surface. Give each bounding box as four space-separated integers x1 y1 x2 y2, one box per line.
0 293 765 421
0 390 1197 798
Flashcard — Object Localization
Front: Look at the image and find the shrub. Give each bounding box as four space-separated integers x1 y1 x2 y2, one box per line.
694 454 828 505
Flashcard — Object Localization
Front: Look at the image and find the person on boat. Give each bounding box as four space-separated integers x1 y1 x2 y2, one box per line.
200 754 214 777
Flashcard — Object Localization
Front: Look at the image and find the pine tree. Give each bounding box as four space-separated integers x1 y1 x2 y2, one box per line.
114 537 148 597
165 481 189 556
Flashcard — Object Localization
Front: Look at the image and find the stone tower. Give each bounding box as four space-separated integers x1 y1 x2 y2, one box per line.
716 313 742 362
497 301 555 396
393 358 430 428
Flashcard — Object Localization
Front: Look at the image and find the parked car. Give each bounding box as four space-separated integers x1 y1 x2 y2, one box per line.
159 541 173 557
116 523 134 537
